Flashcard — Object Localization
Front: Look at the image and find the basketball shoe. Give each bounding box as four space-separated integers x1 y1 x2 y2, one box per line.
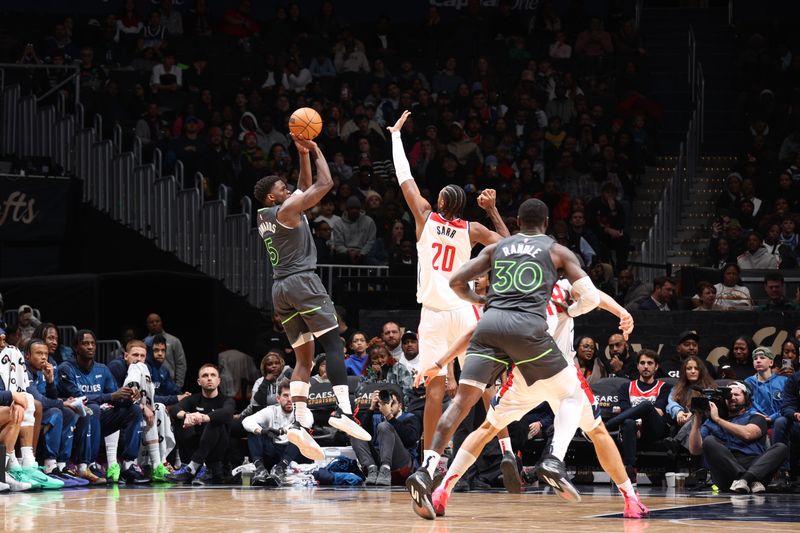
535 454 581 503
406 468 436 520
328 408 371 441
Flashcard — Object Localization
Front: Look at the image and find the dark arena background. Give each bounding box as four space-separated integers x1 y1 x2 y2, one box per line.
1 0 800 531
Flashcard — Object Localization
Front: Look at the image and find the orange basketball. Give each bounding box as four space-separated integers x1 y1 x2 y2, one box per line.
288 107 323 140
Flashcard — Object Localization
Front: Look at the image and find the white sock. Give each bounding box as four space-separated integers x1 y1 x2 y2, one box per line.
43 458 57 473
79 463 88 473
105 431 120 466
498 437 512 454
293 403 314 428
20 446 35 467
332 385 352 414
618 479 636 498
6 453 18 469
188 461 201 474
123 460 134 470
290 381 310 398
57 461 67 471
422 450 441 478
550 396 582 461
144 425 161 464
442 450 477 496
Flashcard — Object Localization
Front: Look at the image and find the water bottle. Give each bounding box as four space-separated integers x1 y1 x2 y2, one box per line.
240 456 252 487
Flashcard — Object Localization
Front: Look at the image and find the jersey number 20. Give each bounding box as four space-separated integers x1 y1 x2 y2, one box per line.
431 243 455 271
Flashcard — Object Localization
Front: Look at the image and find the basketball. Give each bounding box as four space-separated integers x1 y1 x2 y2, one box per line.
288 107 323 140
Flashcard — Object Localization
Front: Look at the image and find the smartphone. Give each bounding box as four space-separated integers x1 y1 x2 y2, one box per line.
783 358 793 369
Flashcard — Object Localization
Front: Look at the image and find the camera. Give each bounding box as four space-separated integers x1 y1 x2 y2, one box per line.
690 387 731 417
378 389 392 404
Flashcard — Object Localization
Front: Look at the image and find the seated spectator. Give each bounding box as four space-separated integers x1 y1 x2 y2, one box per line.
693 281 719 311
723 336 758 380
666 355 717 451
704 263 753 310
148 335 185 405
351 389 420 486
614 268 651 311
360 341 389 384
737 232 778 270
311 354 329 384
659 330 713 379
332 196 376 264
687 382 788 493
586 181 629 271
776 366 800 488
604 350 671 482
389 238 418 275
345 332 369 376
16 305 41 344
759 272 800 311
150 50 182 95
589 259 615 294
715 173 744 216
242 379 298 484
778 338 798 377
166 364 235 484
706 234 737 269
637 275 675 311
251 350 293 409
745 347 788 429
574 335 606 385
602 332 638 380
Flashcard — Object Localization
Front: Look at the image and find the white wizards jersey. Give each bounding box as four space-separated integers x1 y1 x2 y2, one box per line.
417 212 472 311
546 278 574 363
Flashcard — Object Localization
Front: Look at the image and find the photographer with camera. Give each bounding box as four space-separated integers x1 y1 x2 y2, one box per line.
351 388 421 486
687 381 788 493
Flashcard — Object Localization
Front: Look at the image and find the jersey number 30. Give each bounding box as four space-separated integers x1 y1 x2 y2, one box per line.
492 259 543 293
431 243 455 271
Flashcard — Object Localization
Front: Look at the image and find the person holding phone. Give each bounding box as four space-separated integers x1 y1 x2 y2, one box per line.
350 388 421 486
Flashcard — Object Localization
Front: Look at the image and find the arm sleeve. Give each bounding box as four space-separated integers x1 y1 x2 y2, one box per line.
391 131 413 184
332 220 348 254
361 218 376 256
170 394 196 417
57 365 81 400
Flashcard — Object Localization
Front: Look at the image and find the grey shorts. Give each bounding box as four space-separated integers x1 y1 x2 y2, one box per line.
459 309 567 389
272 271 338 346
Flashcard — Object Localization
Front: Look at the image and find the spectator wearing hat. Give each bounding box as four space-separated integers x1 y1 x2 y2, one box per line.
332 196 376 264
660 330 716 379
688 381 788 494
398 331 420 373
746 347 788 426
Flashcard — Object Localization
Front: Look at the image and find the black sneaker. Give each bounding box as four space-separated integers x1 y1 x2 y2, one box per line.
500 450 522 494
121 463 151 484
405 468 436 520
271 460 288 481
165 465 195 484
453 478 471 492
535 454 581 503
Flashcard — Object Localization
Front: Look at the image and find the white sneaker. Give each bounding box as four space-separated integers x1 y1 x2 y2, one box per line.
328 408 371 441
4 472 32 492
750 481 766 493
0 481 9 493
730 479 750 493
287 423 325 461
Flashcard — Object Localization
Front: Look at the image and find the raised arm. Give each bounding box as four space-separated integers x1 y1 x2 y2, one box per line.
278 136 333 223
477 189 509 238
552 243 600 317
295 135 312 192
449 243 496 305
388 110 432 239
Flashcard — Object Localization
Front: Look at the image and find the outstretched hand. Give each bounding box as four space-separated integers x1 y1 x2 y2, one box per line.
618 311 634 340
387 110 411 133
290 132 317 154
414 364 440 388
477 189 497 211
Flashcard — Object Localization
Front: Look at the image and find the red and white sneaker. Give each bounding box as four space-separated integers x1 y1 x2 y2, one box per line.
432 487 449 517
622 493 650 519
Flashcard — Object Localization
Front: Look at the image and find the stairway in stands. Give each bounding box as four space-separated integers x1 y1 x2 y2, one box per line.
630 4 738 271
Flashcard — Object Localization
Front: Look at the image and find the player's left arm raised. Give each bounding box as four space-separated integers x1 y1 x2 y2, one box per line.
450 244 495 305
280 137 333 221
294 133 312 192
477 189 510 238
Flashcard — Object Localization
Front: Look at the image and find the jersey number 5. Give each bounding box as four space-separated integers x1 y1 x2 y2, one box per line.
264 237 279 266
431 243 455 272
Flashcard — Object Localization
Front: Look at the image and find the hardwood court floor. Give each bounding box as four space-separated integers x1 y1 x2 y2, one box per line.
2 484 799 532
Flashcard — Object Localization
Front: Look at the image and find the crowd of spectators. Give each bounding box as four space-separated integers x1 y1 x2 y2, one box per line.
9 0 660 275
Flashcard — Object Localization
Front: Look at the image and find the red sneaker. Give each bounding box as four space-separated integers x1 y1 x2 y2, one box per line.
432 487 449 517
623 493 650 519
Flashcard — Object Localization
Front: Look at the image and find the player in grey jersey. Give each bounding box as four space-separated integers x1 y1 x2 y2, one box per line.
253 135 370 461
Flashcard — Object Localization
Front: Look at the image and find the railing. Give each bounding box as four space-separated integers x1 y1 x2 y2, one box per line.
639 27 706 285
635 0 643 30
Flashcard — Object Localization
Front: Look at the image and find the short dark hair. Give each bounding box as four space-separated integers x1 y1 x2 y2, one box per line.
26 338 47 354
652 276 675 290
764 271 784 284
198 363 219 375
439 184 466 220
518 198 549 227
152 334 167 347
637 349 659 365
277 378 291 395
253 175 283 205
697 281 716 294
74 329 96 349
